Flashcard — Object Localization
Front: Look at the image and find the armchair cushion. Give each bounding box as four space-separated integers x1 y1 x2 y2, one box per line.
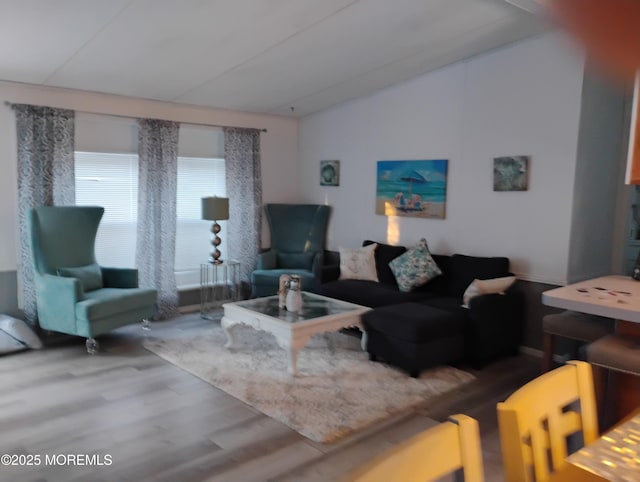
276 251 315 271
57 263 103 292
76 288 158 322
257 250 277 270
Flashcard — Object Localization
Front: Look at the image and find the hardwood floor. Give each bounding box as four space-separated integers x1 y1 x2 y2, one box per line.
0 313 540 482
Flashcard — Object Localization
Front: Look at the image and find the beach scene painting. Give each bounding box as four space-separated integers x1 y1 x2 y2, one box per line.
376 160 448 219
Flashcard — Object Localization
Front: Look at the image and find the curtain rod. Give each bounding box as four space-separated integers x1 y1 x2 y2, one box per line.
3 101 268 132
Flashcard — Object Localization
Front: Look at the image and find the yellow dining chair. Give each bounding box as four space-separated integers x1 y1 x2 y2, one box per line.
497 360 599 482
344 414 484 482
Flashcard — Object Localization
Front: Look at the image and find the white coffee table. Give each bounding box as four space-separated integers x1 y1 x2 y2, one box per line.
221 292 371 376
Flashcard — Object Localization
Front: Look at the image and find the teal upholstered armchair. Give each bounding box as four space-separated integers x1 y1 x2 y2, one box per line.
251 204 330 297
29 206 157 353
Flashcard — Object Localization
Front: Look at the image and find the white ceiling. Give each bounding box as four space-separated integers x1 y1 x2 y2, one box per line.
0 0 545 117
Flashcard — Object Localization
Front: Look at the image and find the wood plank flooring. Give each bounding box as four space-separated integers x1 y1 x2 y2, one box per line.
0 313 540 482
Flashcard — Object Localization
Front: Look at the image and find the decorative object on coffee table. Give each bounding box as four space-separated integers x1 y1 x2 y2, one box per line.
493 156 529 191
320 160 340 186
201 196 229 264
284 275 303 312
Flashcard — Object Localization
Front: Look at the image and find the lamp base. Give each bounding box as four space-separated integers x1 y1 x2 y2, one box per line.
210 222 223 264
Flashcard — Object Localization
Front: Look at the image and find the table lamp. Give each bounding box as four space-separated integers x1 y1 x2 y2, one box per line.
201 196 229 264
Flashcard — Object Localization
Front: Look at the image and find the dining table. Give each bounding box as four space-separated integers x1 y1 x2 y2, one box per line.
542 275 640 420
548 409 640 481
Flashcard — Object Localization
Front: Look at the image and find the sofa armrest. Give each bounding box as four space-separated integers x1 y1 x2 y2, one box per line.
101 267 139 288
321 264 341 283
466 288 525 366
320 250 341 283
35 274 82 334
257 250 277 270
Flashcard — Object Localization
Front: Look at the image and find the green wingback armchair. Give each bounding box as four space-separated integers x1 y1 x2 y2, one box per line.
29 206 157 353
251 204 330 297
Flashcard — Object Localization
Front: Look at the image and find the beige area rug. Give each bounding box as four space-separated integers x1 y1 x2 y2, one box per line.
144 323 475 443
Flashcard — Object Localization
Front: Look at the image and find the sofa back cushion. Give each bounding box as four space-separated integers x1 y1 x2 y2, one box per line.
414 254 452 296
449 254 510 298
362 240 407 286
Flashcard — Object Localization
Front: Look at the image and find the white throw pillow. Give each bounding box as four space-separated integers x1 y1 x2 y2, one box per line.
339 244 379 281
462 276 516 308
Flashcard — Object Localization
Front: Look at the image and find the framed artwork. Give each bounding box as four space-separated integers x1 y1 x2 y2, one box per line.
493 156 529 191
320 160 340 186
376 159 448 219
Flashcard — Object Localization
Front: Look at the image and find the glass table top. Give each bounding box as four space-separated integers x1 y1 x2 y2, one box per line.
229 292 364 323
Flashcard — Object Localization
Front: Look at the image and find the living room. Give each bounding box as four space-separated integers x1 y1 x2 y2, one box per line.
0 1 637 481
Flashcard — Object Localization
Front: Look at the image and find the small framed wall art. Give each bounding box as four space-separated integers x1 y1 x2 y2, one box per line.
320 160 340 186
493 156 529 191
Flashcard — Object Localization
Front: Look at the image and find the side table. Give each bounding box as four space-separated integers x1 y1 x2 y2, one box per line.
200 261 241 319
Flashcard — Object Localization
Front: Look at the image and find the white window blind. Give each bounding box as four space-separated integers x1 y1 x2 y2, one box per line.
75 151 225 288
175 156 226 287
75 151 138 268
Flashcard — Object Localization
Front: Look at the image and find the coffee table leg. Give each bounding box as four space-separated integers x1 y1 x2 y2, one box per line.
221 316 236 349
277 336 308 376
360 330 368 351
288 347 299 376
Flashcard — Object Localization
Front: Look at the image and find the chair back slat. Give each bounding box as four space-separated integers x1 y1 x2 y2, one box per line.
498 360 598 482
345 414 484 482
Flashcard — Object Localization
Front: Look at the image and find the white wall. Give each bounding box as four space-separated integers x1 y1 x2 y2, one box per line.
300 33 586 285
0 81 299 271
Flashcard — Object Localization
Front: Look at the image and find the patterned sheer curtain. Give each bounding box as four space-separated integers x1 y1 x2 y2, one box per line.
13 104 75 323
136 119 180 319
224 127 262 297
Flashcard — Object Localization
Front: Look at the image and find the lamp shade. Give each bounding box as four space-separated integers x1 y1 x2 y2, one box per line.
201 197 229 221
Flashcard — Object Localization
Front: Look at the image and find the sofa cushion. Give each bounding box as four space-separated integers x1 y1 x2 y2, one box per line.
363 303 464 342
363 240 407 286
462 276 516 307
449 254 510 298
389 239 442 292
57 263 103 292
339 244 378 281
415 254 451 296
318 279 433 308
276 251 315 270
76 287 157 321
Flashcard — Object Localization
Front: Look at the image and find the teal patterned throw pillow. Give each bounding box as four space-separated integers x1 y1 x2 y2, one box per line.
389 238 442 292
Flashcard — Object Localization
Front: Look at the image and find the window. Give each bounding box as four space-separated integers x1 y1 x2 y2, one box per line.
175 156 226 287
75 151 138 268
75 151 225 288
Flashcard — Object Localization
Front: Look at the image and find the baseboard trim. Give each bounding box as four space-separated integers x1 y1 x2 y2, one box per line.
519 345 568 363
178 304 200 314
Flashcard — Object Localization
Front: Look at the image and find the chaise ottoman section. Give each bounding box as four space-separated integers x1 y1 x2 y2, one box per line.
362 303 465 378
